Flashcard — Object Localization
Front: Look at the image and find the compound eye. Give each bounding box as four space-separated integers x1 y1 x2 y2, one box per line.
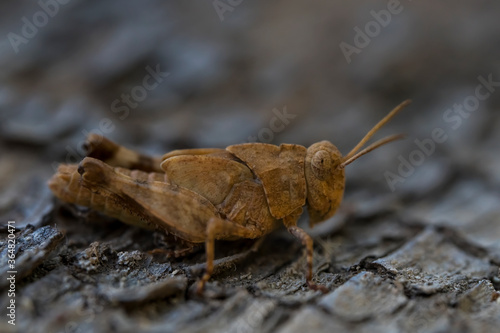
311 150 331 180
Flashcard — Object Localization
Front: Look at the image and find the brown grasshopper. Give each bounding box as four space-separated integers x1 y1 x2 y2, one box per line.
48 100 410 293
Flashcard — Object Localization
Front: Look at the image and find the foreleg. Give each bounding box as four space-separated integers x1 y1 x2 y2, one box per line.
283 208 328 293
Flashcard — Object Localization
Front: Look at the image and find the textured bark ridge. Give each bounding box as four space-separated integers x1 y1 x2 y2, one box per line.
1 184 499 332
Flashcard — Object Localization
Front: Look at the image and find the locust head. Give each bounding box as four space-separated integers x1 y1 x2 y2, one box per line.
305 100 411 227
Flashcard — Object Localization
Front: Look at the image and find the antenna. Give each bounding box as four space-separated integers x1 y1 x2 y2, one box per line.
343 99 411 163
340 134 405 168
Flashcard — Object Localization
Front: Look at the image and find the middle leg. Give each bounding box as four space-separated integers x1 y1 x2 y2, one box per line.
197 217 262 294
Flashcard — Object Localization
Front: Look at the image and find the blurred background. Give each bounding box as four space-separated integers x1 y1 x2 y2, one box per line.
0 0 499 257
